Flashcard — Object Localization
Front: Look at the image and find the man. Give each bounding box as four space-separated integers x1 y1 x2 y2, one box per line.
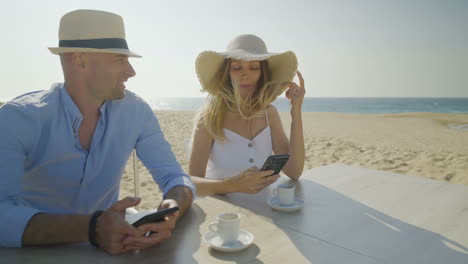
0 9 195 255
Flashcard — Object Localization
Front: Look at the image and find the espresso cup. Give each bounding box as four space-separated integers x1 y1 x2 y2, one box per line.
273 183 295 205
208 213 240 243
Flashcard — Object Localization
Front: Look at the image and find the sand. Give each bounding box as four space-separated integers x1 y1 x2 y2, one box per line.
119 111 468 210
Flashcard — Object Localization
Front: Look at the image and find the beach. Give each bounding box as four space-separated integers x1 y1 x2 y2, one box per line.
120 111 468 210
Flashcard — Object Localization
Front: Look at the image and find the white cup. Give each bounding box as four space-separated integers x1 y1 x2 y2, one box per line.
273 183 295 205
208 213 240 243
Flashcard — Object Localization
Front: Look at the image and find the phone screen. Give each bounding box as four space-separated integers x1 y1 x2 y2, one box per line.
260 154 290 175
132 207 179 227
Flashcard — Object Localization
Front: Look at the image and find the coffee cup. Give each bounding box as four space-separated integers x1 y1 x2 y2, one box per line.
208 213 240 243
273 183 295 205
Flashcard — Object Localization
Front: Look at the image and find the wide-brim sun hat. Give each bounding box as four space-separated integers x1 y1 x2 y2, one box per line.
49 9 141 58
195 34 297 96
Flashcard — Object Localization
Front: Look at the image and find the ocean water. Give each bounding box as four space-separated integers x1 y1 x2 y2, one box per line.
149 97 468 114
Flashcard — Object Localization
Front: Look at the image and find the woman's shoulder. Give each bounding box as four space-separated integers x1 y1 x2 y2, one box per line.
265 104 282 128
193 113 215 138
194 113 207 130
266 104 279 116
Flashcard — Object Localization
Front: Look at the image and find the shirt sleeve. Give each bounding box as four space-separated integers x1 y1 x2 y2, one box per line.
0 104 42 247
134 102 196 198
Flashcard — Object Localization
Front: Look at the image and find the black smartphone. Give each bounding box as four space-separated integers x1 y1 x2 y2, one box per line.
132 207 179 227
260 154 290 175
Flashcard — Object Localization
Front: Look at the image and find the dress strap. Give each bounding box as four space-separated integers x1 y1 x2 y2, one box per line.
265 109 270 126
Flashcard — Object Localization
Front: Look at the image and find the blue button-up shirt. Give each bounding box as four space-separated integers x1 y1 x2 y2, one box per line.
0 83 195 247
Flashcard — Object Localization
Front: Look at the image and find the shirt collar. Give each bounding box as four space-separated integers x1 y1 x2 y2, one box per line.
99 99 108 117
59 83 83 124
59 83 109 125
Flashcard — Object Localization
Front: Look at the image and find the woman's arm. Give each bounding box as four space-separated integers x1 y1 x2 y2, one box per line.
188 119 235 196
191 168 277 196
188 119 212 179
269 72 306 180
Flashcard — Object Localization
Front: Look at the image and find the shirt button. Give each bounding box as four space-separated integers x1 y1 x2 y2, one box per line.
248 142 253 147
249 158 254 163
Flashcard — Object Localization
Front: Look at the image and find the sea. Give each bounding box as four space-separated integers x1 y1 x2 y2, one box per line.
149 97 468 132
2 96 467 131
149 97 468 114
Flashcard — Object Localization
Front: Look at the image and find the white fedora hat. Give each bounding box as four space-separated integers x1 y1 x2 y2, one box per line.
196 34 297 95
49 9 141 58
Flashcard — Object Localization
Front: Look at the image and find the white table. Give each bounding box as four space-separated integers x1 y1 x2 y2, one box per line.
219 163 468 263
2 164 468 263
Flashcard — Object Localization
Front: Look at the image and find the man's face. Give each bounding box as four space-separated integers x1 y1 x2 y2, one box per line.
85 53 136 101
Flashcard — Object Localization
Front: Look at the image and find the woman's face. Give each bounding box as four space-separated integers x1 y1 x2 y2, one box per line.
229 59 262 99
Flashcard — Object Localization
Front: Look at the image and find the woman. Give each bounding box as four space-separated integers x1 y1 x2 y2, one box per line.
189 34 305 196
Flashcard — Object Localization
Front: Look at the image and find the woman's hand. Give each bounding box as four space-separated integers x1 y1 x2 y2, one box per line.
228 167 279 194
283 71 306 113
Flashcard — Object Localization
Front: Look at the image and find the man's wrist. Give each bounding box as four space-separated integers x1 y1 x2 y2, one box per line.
164 186 193 216
88 210 104 248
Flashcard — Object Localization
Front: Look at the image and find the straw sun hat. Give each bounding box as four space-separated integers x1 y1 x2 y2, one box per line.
195 34 298 96
49 9 141 58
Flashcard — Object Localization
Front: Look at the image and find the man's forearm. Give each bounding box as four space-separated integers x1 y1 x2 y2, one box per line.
22 213 90 246
164 186 193 217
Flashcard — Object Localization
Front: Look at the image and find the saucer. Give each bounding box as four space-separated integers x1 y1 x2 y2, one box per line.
267 197 304 212
203 230 254 252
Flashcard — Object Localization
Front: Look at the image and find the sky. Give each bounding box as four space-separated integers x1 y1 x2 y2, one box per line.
1 0 467 101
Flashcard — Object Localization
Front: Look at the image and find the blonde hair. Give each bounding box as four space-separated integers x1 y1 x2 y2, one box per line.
196 59 282 141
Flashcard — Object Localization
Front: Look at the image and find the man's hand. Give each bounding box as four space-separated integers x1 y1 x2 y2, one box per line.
164 186 194 218
121 199 179 251
94 197 147 255
158 199 180 219
120 186 193 253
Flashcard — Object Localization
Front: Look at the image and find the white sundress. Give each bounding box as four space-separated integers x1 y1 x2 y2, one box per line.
205 111 273 179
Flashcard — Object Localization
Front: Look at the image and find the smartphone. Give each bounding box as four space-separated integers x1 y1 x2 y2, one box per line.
260 154 290 175
132 207 179 227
